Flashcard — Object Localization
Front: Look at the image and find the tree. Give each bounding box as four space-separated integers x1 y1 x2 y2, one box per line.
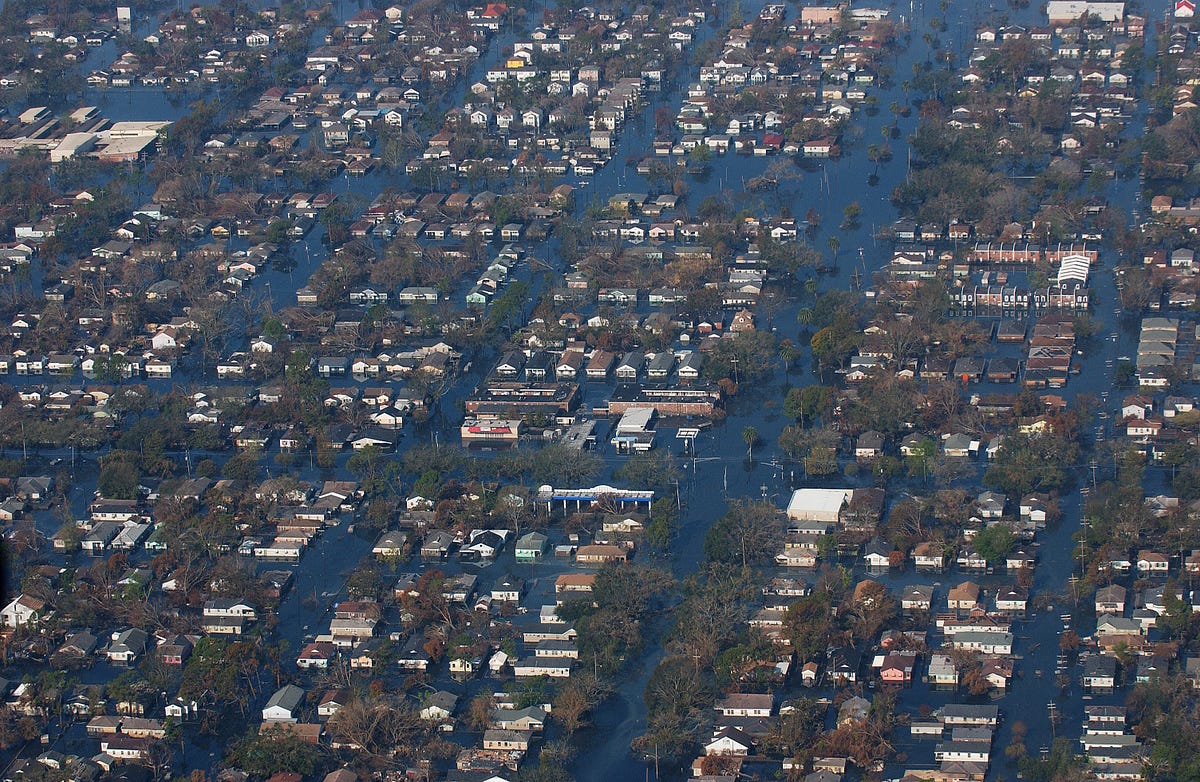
645 498 679 554
971 525 1015 564
552 676 609 735
843 580 897 643
763 697 825 756
614 451 680 492
841 201 862 228
784 594 834 661
810 324 859 370
1157 581 1192 640
704 331 779 384
97 452 141 500
327 697 422 759
779 340 798 375
704 501 783 570
466 693 496 732
783 385 834 426
984 433 1077 496
1017 738 1085 782
532 444 602 485
742 426 760 461
228 728 326 776
642 653 709 737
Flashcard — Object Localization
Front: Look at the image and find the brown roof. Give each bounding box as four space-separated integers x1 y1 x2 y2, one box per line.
555 573 596 590
947 581 980 601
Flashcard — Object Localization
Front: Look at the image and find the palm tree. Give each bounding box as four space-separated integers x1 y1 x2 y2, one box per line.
742 426 759 461
779 341 797 376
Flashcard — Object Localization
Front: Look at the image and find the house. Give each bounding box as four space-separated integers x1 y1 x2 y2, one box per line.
901 585 934 612
1137 550 1170 575
1 594 46 628
156 635 192 665
586 350 616 379
263 685 305 722
941 704 999 726
351 428 400 451
297 642 338 669
1097 615 1144 638
976 491 1006 519
615 351 644 380
837 695 871 725
576 544 627 564
101 735 149 760
943 433 975 457
480 728 532 754
878 651 917 685
1020 494 1050 524
1083 655 1118 690
492 706 546 732
556 351 584 381
826 646 862 683
957 545 988 571
912 541 946 571
108 628 148 663
705 727 756 756
602 512 646 534
555 573 596 603
58 630 99 661
513 657 572 678
515 532 548 561
856 431 885 459
372 531 407 559
462 529 508 560
421 531 455 559
929 654 959 686
862 538 892 569
981 658 1014 690
203 599 258 621
714 693 773 717
420 691 458 722
1096 584 1127 615
947 581 982 611
396 635 431 671
950 633 1017 657
16 475 53 501
786 488 852 522
994 585 1028 613
490 574 525 603
317 690 349 719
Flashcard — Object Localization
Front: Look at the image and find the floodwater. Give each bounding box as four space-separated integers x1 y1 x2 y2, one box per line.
1 0 1167 778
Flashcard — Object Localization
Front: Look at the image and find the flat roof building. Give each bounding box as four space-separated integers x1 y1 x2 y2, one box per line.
786 488 853 522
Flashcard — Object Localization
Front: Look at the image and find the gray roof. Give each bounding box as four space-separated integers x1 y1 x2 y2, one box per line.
265 684 305 713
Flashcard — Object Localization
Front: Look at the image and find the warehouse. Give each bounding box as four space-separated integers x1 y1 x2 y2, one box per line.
786 488 854 522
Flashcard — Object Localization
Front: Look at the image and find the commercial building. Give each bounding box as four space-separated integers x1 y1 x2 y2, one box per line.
786 488 854 523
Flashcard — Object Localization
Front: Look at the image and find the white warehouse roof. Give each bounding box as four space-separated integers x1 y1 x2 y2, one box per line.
786 488 853 522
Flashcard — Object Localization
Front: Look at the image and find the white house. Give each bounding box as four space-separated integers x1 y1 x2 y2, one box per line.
1 594 45 628
263 685 305 722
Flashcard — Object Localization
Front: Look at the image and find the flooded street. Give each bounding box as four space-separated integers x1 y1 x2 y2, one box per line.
0 0 1172 778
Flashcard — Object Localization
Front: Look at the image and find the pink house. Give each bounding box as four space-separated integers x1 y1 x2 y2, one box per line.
878 652 916 685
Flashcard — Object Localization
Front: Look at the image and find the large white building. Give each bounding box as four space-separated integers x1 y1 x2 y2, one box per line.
786 488 854 523
1046 1 1124 23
